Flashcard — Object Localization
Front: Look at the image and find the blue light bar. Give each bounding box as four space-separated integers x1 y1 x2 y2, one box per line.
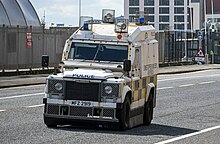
139 18 145 24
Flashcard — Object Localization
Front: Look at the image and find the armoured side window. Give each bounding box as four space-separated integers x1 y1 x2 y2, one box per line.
132 47 141 77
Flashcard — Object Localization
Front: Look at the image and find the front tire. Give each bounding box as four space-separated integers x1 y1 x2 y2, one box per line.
120 96 131 130
143 94 153 126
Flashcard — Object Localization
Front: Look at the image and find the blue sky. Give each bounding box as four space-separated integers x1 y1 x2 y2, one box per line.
30 0 124 27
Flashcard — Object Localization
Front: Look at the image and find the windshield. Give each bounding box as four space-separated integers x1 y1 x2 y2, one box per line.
68 43 128 62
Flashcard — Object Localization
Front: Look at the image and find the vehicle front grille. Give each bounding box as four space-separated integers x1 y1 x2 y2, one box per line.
47 104 59 115
70 107 92 117
103 108 115 118
65 81 100 101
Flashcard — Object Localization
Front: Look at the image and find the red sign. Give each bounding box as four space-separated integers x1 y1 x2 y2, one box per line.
195 48 205 57
195 48 205 62
26 32 32 48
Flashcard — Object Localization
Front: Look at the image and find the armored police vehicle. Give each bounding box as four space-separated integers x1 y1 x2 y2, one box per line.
42 10 158 130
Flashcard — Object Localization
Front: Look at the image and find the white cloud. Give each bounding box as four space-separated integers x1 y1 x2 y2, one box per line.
30 0 124 26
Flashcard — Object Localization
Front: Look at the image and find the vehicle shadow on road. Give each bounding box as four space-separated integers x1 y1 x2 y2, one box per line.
121 123 198 136
52 123 198 137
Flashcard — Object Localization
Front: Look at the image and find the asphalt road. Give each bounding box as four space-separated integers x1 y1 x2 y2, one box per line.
0 69 220 144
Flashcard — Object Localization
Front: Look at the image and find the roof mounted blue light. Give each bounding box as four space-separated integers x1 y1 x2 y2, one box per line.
139 18 145 24
83 23 89 30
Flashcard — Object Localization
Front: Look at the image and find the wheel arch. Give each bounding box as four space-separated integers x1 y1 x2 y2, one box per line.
122 85 132 103
146 83 156 108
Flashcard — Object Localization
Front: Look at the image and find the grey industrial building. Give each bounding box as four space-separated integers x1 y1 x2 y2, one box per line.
0 0 41 27
0 0 77 71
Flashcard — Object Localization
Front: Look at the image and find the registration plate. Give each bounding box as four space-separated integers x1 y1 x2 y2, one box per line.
71 100 92 107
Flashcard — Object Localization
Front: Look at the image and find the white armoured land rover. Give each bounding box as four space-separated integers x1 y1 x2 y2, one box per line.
42 10 158 130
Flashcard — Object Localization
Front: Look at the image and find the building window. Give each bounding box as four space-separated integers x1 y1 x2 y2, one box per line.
207 18 220 23
159 0 169 6
144 0 154 6
129 16 138 22
159 24 169 30
144 7 154 14
174 0 184 6
129 0 139 6
174 15 184 22
129 7 139 14
146 16 154 22
187 23 191 30
159 7 169 14
175 24 184 30
159 16 169 22
174 7 184 14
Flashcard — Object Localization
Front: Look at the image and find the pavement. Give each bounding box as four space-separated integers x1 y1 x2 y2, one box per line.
0 64 220 88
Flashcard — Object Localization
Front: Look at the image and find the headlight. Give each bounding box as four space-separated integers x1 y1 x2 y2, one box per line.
105 86 113 94
102 83 120 97
48 79 64 94
55 83 63 91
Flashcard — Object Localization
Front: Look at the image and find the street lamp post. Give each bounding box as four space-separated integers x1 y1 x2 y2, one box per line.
204 0 209 64
211 0 215 64
79 0 82 26
211 0 214 23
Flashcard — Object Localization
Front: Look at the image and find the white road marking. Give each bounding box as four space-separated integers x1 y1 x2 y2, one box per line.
0 110 6 112
155 125 220 144
179 84 195 87
158 74 220 82
199 81 215 85
157 87 174 90
25 104 44 108
0 93 44 100
0 85 44 91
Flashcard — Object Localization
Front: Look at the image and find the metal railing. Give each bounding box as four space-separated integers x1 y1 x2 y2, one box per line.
0 26 203 72
157 31 199 63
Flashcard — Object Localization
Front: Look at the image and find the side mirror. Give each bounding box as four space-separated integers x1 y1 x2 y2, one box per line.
42 55 49 67
123 60 131 72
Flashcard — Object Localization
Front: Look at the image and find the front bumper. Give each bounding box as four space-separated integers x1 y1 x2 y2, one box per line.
44 115 120 128
43 98 123 126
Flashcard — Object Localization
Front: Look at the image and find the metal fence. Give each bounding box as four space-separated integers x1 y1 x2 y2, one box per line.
0 26 201 71
157 31 199 63
0 26 77 71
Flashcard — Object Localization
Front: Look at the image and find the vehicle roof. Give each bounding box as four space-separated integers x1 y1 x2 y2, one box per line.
92 23 137 36
71 23 156 42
